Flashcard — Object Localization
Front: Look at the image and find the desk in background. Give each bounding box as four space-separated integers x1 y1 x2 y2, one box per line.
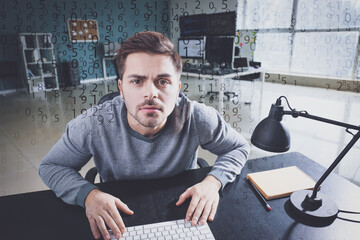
1 152 359 239
181 68 264 114
181 68 264 139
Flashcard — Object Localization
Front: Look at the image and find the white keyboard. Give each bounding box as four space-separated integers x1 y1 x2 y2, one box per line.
108 219 215 240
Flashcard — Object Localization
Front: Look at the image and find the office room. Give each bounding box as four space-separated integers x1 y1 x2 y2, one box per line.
0 0 360 239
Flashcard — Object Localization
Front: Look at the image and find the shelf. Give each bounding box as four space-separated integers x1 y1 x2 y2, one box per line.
29 76 42 80
43 73 55 77
19 33 59 93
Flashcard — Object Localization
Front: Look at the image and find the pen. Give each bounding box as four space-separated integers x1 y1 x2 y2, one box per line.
247 178 272 211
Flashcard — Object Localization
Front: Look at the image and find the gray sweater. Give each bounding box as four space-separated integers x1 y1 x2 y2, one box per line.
39 93 250 207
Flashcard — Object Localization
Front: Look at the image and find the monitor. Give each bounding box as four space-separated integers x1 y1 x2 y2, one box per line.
207 11 236 36
178 38 205 59
205 36 234 65
179 14 207 37
104 42 121 56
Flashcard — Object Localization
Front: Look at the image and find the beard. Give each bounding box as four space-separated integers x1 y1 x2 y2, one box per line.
126 98 167 128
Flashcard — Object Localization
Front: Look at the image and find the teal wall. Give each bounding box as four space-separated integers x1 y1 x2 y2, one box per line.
0 0 170 89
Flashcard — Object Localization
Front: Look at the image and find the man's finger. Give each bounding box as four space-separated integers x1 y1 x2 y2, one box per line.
89 218 101 240
185 195 200 222
176 188 191 206
115 198 134 215
108 203 127 237
95 215 110 240
103 210 123 239
190 198 206 226
200 201 212 224
209 200 219 221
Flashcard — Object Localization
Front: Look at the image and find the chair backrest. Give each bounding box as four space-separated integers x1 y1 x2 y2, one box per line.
98 92 120 105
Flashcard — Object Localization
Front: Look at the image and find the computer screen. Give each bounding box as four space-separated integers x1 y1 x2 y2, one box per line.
178 38 205 59
205 37 234 65
103 42 121 56
207 11 236 36
179 14 207 37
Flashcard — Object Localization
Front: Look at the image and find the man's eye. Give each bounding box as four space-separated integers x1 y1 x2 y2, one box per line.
131 79 141 85
157 79 169 85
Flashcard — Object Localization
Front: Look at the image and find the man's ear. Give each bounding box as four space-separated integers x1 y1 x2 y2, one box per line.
118 79 124 98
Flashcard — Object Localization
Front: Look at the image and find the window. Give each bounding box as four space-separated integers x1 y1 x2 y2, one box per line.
237 0 360 79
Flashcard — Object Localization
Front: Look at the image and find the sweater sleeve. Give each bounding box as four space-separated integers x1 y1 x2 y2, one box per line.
193 102 250 189
38 116 97 207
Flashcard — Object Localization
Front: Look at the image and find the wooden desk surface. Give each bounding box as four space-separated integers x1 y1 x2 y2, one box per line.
1 152 359 239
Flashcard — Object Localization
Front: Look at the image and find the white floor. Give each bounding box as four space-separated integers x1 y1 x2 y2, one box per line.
0 79 359 197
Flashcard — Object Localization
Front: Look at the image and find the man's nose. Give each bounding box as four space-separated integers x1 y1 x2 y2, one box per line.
144 81 159 99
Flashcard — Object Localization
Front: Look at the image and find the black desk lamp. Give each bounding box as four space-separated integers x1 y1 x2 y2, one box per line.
251 96 360 223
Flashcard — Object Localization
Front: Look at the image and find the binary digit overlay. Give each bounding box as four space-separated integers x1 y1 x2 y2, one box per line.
0 0 359 197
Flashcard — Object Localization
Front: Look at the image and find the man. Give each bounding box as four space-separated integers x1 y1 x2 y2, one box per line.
39 31 250 240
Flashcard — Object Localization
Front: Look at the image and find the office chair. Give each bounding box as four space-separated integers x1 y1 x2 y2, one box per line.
85 92 210 183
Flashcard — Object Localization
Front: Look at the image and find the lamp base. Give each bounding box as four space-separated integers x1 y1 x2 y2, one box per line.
289 190 338 224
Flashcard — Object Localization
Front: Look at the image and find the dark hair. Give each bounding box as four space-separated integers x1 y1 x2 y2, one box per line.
114 31 182 80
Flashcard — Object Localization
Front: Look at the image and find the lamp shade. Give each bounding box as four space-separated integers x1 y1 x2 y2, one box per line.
251 103 290 152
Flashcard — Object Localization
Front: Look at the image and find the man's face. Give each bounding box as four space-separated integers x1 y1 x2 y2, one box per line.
118 52 181 135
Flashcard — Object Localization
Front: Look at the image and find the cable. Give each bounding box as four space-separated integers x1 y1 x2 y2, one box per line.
345 128 355 137
277 96 308 114
337 209 360 223
338 209 360 214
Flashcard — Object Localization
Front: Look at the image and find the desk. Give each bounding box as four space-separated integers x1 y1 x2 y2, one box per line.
1 152 359 239
181 68 264 114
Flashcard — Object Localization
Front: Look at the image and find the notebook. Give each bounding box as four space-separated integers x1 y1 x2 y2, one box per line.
246 166 317 200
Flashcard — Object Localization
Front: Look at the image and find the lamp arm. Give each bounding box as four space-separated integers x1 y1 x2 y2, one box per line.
282 110 360 131
310 130 360 198
283 110 360 199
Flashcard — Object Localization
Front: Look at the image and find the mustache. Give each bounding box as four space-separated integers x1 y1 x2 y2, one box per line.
139 99 163 109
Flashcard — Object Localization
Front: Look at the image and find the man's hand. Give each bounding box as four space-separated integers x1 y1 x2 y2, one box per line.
176 175 221 226
84 189 134 240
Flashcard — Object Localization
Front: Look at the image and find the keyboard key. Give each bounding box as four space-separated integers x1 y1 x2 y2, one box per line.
206 233 214 238
177 219 186 224
180 233 187 238
134 226 143 231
